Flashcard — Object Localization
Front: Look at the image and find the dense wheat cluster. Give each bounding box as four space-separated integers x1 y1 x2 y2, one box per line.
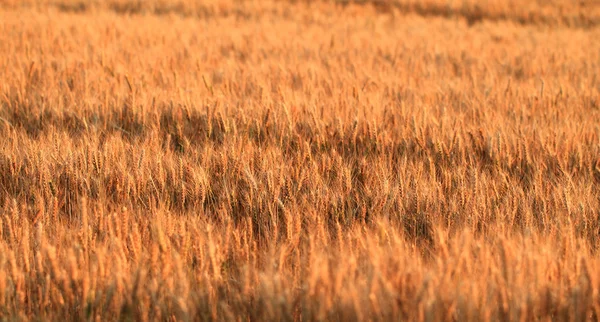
0 0 599 320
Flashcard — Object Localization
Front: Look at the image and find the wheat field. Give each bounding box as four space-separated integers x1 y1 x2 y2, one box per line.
0 0 599 320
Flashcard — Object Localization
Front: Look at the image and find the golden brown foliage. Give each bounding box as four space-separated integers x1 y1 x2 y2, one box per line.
0 0 600 320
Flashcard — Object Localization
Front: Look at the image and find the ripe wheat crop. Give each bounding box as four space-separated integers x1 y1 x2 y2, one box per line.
0 0 599 320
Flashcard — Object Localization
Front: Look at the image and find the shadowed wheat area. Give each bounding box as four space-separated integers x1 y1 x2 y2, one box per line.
0 0 599 320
